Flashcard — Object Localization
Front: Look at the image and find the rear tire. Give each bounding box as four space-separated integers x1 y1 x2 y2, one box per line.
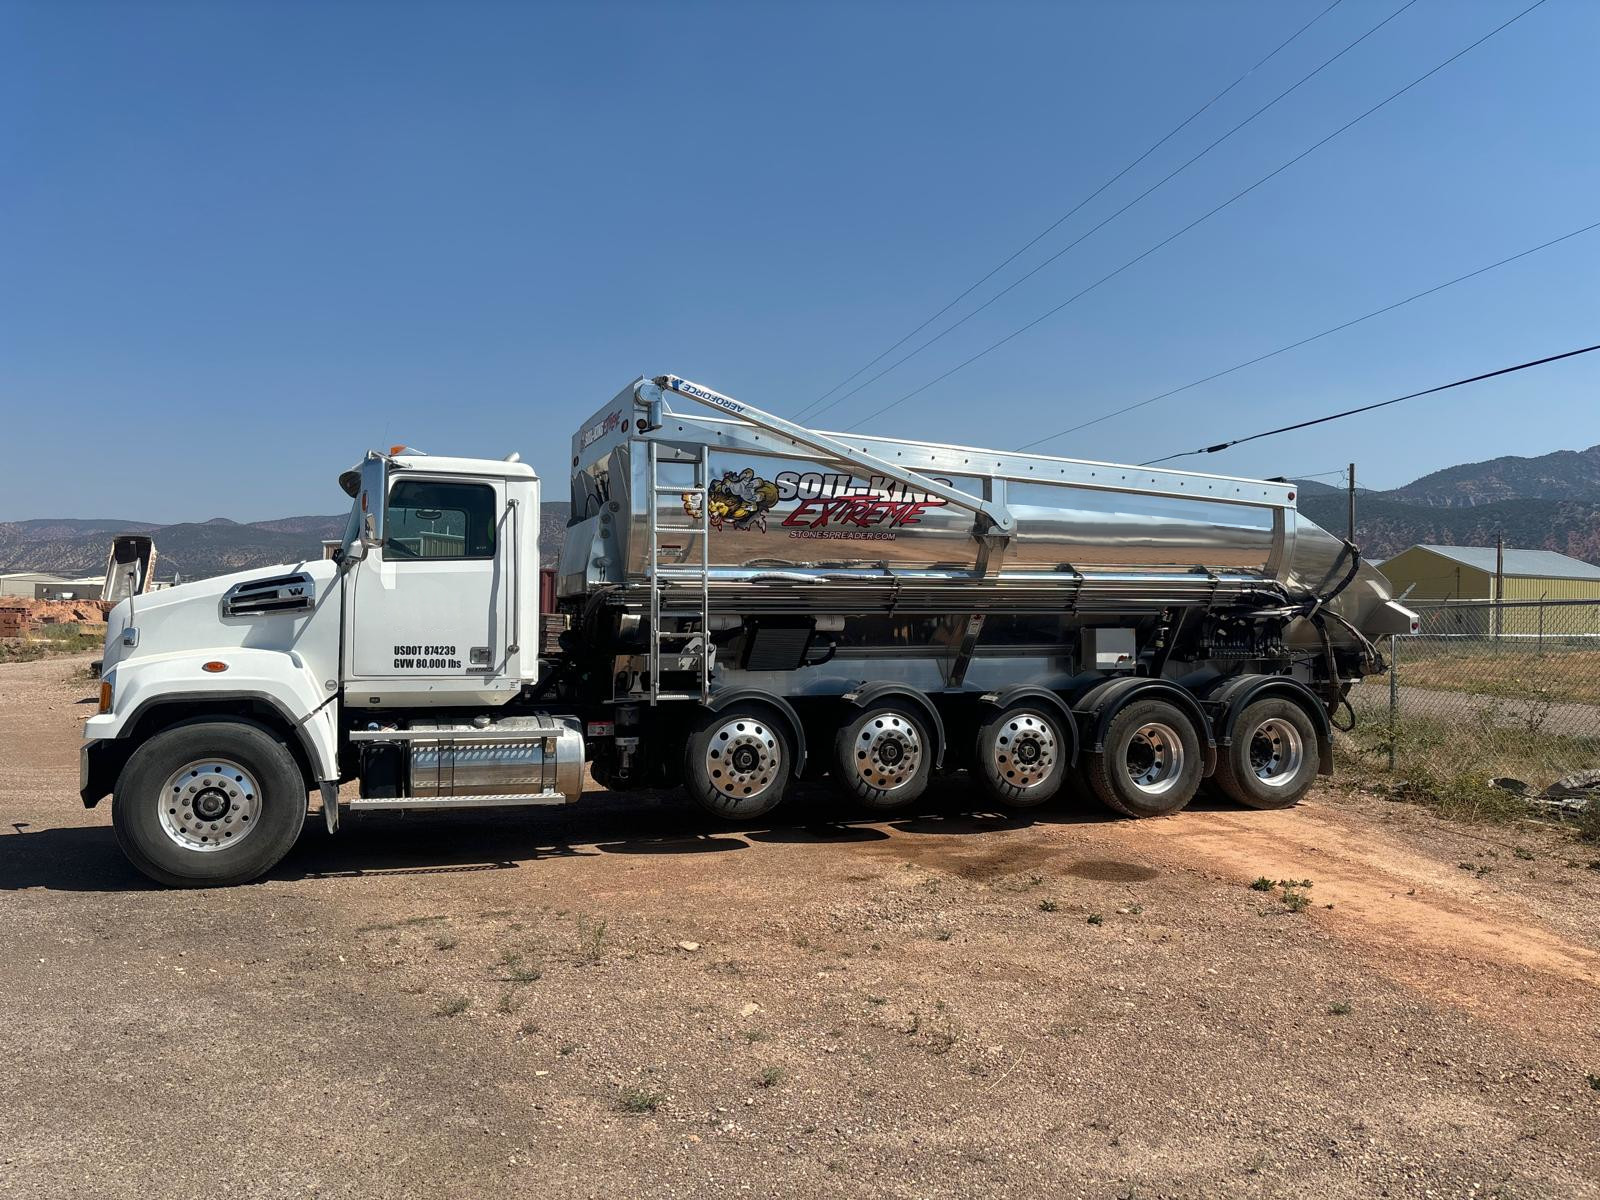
973 704 1068 808
684 706 793 820
112 720 308 887
833 703 933 811
1082 698 1202 818
1211 697 1320 810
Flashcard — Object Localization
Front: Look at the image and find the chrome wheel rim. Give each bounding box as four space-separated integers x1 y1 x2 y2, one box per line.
991 711 1059 790
158 758 262 852
1249 718 1304 787
1124 723 1184 796
704 718 781 800
853 713 924 793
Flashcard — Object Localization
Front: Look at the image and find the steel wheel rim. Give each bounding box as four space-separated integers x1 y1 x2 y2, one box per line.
158 758 263 852
1124 722 1184 796
1249 718 1304 787
853 714 924 793
705 718 781 799
992 711 1058 791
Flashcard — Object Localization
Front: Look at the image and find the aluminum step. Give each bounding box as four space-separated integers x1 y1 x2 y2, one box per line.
348 792 571 810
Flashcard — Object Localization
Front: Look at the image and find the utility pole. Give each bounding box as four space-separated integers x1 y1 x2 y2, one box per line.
1347 462 1357 542
1494 530 1505 639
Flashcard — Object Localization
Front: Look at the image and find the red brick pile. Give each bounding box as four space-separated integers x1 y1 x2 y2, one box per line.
0 598 111 636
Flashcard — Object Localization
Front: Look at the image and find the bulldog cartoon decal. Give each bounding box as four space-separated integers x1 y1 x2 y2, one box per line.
683 468 782 532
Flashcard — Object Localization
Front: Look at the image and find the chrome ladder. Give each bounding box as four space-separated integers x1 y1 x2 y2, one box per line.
646 440 712 704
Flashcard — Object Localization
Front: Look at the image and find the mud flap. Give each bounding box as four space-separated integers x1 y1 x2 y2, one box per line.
321 781 340 835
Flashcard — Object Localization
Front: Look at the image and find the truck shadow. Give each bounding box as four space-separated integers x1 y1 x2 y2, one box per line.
0 780 1236 892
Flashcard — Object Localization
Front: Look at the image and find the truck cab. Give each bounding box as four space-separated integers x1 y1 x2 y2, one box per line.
81 448 573 888
336 449 540 707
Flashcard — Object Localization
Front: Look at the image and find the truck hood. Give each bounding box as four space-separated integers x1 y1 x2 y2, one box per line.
102 559 342 677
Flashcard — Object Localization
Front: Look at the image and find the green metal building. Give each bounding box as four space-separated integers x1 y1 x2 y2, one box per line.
1377 544 1600 634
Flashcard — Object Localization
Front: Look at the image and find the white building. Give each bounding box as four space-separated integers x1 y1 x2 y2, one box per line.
0 573 105 600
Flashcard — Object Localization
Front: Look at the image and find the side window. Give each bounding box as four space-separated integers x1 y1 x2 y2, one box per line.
385 480 497 560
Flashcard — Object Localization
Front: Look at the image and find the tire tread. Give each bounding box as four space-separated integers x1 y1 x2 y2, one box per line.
111 720 307 887
1211 697 1320 810
1083 698 1203 819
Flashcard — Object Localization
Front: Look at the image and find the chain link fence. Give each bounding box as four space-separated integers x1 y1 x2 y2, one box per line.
1344 599 1600 803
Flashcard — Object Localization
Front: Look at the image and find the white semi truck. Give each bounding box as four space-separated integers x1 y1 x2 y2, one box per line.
81 376 1416 886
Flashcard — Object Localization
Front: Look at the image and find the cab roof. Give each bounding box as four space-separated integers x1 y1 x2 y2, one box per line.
340 450 536 496
389 453 537 480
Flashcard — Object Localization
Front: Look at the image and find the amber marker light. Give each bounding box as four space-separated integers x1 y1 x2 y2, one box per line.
98 681 113 713
202 661 229 673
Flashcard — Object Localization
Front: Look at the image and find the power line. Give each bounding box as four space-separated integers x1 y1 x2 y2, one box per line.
791 0 1348 423
1014 218 1600 450
804 0 1409 426
1284 471 1383 492
840 0 1550 434
1141 343 1600 466
1284 468 1357 481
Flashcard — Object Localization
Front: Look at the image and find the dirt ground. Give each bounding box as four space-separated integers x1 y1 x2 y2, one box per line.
3 655 1599 1199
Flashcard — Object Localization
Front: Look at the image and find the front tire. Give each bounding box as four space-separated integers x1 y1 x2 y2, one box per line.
1211 698 1320 809
1082 698 1203 819
112 720 309 887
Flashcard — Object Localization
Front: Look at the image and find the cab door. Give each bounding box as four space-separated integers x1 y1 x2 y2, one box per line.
346 472 515 705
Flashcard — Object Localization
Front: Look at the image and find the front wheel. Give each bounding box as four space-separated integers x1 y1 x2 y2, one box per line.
1211 698 1320 809
112 720 309 887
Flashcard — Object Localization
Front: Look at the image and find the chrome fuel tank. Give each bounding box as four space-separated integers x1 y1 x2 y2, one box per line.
408 715 584 802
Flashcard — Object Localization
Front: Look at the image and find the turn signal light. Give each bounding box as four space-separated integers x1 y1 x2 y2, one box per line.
202 661 229 673
98 681 113 713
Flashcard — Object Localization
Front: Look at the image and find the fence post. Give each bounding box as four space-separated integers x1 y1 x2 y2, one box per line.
1387 633 1398 772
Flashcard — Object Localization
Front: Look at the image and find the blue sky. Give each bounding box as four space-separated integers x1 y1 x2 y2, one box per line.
3 0 1596 523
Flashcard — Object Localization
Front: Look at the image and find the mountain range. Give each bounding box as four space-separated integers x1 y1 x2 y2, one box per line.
0 506 574 582
1292 443 1600 563
4 443 1598 581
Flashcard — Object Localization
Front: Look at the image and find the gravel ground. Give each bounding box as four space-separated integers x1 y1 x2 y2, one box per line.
3 654 1599 1199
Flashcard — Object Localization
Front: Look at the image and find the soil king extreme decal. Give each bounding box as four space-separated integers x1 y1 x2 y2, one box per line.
683 469 949 540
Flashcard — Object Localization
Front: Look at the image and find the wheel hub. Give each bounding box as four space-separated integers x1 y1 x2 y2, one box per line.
158 759 263 853
854 714 923 793
1124 723 1183 796
192 787 230 820
704 719 780 799
1249 718 1305 787
991 712 1058 788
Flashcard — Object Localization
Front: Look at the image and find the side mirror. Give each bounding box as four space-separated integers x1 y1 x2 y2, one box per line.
361 509 382 547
